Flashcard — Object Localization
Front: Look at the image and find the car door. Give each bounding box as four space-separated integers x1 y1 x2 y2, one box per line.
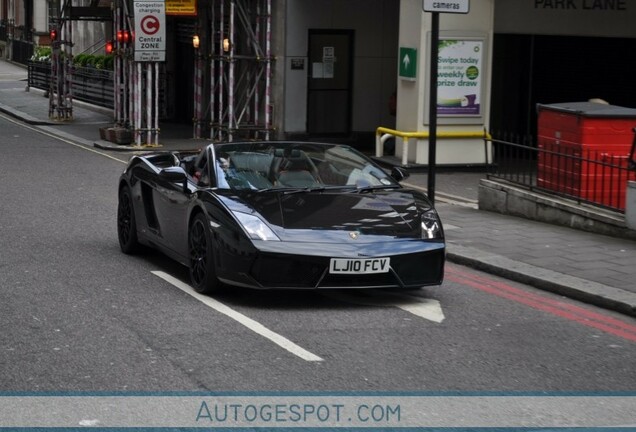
152 167 198 259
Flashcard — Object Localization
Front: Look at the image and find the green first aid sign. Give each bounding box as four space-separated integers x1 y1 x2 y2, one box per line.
399 47 417 80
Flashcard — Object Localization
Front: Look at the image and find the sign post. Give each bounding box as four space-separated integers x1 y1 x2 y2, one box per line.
422 0 469 205
427 11 440 205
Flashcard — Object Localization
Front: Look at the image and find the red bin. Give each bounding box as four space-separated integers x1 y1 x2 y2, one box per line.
537 102 636 210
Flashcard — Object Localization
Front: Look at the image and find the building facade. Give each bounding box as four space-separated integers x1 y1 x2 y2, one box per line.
1 1 635 162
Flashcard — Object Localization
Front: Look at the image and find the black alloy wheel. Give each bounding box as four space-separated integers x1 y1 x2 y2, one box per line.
117 186 141 254
188 213 221 294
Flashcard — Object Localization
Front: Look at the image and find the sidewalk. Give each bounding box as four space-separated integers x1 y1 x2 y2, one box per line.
1 59 635 317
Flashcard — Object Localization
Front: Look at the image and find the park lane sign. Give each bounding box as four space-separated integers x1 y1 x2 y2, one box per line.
134 0 166 62
423 0 470 14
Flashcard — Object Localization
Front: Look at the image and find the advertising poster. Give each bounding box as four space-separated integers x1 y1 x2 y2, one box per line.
437 39 483 116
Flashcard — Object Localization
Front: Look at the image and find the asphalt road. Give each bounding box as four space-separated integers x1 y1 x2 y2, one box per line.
1 113 636 393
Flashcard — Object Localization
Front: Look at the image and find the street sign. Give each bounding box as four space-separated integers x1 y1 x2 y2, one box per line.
399 47 417 80
166 0 197 16
423 0 470 14
134 0 166 62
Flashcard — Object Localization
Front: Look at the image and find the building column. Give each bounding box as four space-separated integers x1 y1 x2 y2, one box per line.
396 0 494 165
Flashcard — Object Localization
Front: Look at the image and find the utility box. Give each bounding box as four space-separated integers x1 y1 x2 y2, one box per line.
537 102 636 210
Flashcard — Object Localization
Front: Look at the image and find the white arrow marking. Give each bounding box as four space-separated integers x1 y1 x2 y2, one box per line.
402 54 411 69
323 290 445 323
151 271 323 362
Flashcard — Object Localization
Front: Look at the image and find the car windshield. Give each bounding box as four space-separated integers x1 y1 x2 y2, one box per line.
211 142 399 191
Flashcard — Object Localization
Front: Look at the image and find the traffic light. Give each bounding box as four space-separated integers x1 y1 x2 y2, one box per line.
105 40 114 54
116 29 131 45
50 29 57 41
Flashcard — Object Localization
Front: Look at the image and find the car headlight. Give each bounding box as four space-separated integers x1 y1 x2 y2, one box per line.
233 211 280 241
421 209 443 239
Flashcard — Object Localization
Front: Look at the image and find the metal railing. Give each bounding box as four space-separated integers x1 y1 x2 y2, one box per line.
487 136 636 212
28 60 114 109
375 127 491 165
0 21 8 42
12 40 34 64
72 66 114 109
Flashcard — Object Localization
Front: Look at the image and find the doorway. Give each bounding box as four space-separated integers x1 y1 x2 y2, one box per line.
307 30 354 136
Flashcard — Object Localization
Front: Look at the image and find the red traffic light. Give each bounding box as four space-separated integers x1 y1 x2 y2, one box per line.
116 29 131 45
50 29 57 41
105 40 114 54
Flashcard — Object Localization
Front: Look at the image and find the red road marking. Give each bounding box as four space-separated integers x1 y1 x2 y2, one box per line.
446 264 636 343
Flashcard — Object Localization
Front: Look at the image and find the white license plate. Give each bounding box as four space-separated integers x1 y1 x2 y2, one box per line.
329 257 390 274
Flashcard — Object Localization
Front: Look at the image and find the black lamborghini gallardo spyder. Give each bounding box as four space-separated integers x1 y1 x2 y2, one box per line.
117 141 445 293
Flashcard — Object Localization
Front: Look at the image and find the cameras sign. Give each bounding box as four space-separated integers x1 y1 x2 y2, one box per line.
134 0 166 62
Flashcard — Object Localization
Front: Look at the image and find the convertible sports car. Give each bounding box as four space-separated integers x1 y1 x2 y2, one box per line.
117 141 445 293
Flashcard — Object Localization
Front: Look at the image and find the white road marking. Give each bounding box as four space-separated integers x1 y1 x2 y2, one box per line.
151 271 324 362
323 290 445 323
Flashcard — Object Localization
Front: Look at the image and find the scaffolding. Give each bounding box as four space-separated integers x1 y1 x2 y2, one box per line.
50 0 274 143
112 0 161 146
48 0 112 121
205 0 274 141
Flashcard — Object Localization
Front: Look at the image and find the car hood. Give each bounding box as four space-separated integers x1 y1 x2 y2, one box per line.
224 189 433 241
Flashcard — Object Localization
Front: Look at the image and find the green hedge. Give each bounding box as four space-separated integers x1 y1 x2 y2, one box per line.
30 47 115 70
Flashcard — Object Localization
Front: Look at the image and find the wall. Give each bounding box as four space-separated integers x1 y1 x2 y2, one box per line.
494 0 636 37
283 0 399 134
479 178 636 241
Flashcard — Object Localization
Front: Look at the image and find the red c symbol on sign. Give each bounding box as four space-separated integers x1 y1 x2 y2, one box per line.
141 15 160 35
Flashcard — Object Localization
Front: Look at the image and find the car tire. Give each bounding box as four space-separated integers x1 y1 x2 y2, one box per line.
117 185 142 254
188 213 223 294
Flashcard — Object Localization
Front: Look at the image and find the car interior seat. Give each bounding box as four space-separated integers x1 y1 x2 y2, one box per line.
271 148 319 187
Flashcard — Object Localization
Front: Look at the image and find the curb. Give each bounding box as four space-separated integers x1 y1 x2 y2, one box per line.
0 102 57 125
446 243 636 317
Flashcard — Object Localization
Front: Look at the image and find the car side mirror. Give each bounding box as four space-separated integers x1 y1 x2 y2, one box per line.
160 166 187 182
390 166 410 182
160 166 189 193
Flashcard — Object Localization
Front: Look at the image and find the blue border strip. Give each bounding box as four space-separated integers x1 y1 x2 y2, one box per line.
1 391 635 397
0 428 634 431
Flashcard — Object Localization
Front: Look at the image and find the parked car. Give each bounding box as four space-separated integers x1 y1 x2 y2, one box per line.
117 141 445 293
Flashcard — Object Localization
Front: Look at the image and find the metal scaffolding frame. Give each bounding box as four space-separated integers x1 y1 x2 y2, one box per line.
48 2 73 121
205 0 274 141
48 0 112 121
113 0 161 146
50 0 273 143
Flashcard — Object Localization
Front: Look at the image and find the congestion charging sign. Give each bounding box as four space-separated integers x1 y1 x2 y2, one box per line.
134 0 166 62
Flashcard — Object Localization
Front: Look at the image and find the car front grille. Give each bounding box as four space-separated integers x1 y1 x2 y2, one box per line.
250 248 444 289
